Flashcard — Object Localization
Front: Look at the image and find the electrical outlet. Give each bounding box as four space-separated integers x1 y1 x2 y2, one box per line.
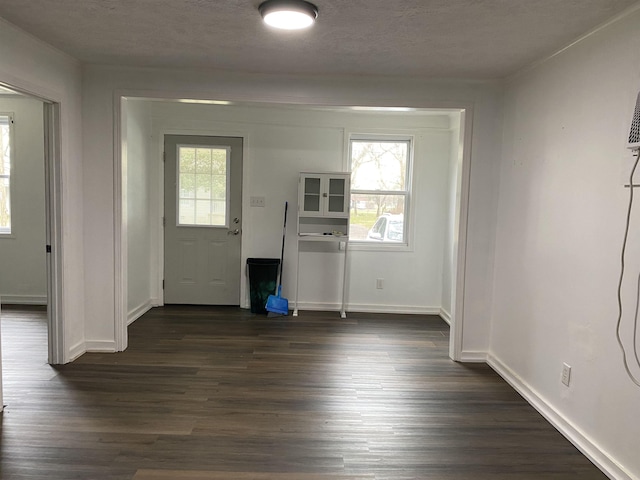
250 196 265 207
376 278 384 289
561 363 571 387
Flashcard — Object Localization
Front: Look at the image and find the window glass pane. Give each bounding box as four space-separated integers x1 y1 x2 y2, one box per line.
212 149 227 174
211 201 226 225
180 173 196 198
0 177 10 233
179 199 195 224
212 174 226 200
195 148 212 174
349 194 405 242
0 117 11 234
329 178 345 195
196 174 212 199
304 194 320 212
328 195 344 213
305 177 321 194
351 141 408 191
1 120 9 176
179 147 196 173
178 146 228 226
349 137 411 245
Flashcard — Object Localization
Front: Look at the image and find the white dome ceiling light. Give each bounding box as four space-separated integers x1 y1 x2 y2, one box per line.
259 0 319 30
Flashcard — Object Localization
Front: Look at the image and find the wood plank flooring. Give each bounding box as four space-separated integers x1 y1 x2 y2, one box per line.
0 305 607 480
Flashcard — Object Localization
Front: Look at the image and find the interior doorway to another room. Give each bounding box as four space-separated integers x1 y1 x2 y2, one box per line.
0 82 64 413
0 90 47 337
118 98 470 361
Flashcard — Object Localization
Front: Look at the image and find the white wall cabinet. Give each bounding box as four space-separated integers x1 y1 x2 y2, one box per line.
299 173 350 218
298 172 350 237
295 172 351 317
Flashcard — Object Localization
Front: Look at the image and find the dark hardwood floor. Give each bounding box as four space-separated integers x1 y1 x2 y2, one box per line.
0 305 607 480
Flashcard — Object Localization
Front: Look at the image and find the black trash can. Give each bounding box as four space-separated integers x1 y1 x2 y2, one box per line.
246 258 280 314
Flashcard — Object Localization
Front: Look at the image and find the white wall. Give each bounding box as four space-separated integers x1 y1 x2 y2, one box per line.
145 101 454 313
491 6 640 479
124 99 154 322
81 65 503 356
0 96 46 304
0 18 84 362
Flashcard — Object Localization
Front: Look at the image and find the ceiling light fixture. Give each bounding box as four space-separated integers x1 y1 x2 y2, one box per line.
259 0 318 30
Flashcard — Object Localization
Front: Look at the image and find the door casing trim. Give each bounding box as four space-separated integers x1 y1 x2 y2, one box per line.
156 128 250 309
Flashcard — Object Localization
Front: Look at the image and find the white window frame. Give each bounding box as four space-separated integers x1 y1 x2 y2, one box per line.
346 132 414 251
175 143 231 228
0 113 14 236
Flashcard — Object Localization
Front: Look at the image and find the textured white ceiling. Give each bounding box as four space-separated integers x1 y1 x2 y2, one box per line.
0 0 637 79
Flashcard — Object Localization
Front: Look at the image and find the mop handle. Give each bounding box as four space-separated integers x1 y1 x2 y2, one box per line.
279 202 288 288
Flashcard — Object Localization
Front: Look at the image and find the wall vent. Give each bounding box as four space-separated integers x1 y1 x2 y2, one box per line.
629 90 640 150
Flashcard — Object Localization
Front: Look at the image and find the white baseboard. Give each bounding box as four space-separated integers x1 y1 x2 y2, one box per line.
84 340 116 353
0 294 47 305
487 354 635 480
294 302 441 315
68 340 85 362
440 308 451 325
459 351 487 363
128 300 153 326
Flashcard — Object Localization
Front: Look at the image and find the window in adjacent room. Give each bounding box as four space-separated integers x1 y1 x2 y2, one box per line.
0 114 13 235
349 135 412 245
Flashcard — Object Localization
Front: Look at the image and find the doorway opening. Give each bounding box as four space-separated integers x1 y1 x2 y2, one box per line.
117 97 471 361
0 82 64 374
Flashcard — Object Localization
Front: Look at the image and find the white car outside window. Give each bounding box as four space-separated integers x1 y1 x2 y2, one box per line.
367 214 404 242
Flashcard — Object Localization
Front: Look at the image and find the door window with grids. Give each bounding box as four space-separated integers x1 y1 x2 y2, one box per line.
177 145 230 227
0 114 12 235
349 135 412 245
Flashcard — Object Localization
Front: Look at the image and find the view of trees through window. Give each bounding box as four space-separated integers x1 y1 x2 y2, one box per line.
0 115 11 234
349 138 411 243
178 146 228 226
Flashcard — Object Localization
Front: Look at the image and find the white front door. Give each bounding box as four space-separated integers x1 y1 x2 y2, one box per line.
164 135 243 305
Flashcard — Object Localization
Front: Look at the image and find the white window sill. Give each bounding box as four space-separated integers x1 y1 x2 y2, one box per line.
348 241 413 253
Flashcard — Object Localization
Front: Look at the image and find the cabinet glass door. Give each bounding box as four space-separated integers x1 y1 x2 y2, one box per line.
327 177 346 214
303 176 321 213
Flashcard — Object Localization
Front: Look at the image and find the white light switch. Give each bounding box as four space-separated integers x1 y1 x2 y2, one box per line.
250 196 265 207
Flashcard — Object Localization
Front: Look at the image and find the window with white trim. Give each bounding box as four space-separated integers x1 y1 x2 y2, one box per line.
349 135 412 245
0 114 12 235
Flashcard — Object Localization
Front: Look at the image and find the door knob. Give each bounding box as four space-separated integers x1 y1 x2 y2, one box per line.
228 229 240 235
